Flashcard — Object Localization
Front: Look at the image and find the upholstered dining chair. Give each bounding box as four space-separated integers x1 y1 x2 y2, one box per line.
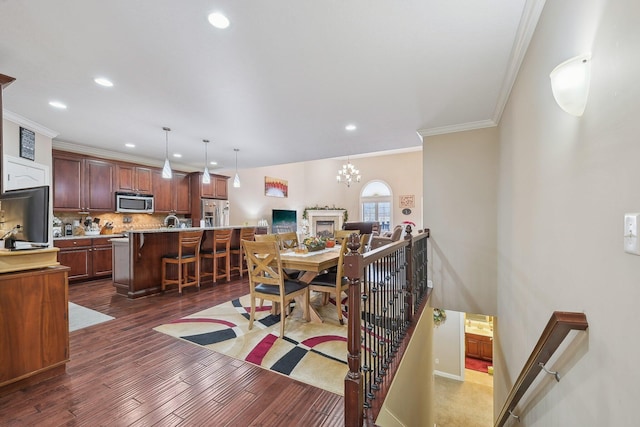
308 238 350 324
243 240 310 337
201 228 232 283
161 230 203 294
231 227 255 278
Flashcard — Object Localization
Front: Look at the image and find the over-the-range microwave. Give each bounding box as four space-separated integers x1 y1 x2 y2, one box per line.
115 192 154 213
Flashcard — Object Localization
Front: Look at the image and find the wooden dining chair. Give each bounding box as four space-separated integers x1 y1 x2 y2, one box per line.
308 238 350 324
277 231 299 250
335 229 359 244
243 240 310 337
231 227 255 278
201 228 232 283
161 230 203 294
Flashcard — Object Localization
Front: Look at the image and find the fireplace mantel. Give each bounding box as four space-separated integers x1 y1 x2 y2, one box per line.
305 209 346 236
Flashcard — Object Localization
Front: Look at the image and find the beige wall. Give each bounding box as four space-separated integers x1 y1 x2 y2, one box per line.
424 127 499 316
376 305 434 427
3 118 53 169
423 1 640 424
220 150 423 230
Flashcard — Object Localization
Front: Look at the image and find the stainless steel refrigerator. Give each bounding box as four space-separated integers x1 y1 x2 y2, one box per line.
201 199 229 227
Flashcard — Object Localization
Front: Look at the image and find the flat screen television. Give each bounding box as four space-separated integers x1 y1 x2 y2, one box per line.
0 185 50 245
272 209 297 233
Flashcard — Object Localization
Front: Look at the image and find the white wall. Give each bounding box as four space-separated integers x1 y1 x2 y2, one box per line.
221 150 423 230
495 0 640 424
433 310 465 379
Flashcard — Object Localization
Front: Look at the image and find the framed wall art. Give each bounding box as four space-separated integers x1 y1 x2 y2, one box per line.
265 176 288 198
399 195 415 208
19 127 36 161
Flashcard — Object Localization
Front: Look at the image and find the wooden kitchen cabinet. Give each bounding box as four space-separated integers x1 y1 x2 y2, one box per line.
190 172 229 200
174 172 191 214
465 333 493 361
116 164 153 193
0 266 69 388
52 151 115 212
152 171 190 214
55 237 113 281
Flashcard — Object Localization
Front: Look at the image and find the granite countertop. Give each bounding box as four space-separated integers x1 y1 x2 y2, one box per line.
54 233 125 241
125 225 253 234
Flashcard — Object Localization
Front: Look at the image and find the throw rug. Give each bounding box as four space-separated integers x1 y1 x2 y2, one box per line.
465 356 492 373
69 302 115 332
154 294 349 395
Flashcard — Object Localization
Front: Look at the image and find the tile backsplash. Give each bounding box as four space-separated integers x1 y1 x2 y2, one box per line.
54 213 187 234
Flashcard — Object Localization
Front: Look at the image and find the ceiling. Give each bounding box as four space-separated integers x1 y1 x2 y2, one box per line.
0 0 540 171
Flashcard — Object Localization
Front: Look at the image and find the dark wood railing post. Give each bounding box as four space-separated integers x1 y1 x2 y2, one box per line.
344 236 364 427
403 225 413 323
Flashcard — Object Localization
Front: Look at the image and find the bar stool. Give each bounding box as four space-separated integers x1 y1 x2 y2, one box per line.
231 227 255 278
161 230 203 294
201 229 232 283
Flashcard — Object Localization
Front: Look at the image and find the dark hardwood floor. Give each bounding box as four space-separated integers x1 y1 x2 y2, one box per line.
0 277 344 426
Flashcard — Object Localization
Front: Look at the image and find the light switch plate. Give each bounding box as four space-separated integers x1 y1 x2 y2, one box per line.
624 213 640 255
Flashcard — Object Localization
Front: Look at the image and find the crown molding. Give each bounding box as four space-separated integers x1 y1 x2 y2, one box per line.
492 0 547 123
2 109 59 138
417 119 496 138
52 139 199 173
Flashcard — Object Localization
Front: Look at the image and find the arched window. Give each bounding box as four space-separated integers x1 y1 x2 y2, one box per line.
360 180 392 232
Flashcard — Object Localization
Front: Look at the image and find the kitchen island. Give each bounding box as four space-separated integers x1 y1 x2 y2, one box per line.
112 226 255 298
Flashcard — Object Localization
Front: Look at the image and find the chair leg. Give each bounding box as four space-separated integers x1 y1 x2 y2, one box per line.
336 290 343 325
249 296 256 331
279 297 286 338
225 254 231 282
161 260 166 291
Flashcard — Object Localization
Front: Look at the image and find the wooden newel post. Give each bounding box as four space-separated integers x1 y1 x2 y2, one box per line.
344 235 364 427
404 225 414 323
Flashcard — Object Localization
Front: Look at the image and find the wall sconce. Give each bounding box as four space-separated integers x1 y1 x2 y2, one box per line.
549 53 591 116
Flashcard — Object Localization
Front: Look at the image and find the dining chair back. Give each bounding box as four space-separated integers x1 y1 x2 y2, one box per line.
335 229 359 244
231 227 255 278
254 233 279 243
277 231 298 250
243 240 310 337
161 230 203 294
308 238 350 324
201 228 232 283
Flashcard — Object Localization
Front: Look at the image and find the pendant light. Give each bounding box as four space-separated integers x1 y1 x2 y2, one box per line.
202 139 211 184
233 148 241 188
161 127 172 179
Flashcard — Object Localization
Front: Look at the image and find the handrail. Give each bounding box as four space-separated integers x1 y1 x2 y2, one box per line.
495 311 588 427
344 226 431 426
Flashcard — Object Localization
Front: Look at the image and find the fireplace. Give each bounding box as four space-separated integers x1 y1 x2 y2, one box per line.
315 220 335 239
306 209 346 236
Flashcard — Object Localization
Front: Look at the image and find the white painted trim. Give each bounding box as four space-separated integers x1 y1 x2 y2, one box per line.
2 109 58 138
52 139 199 172
491 0 548 123
417 119 496 138
434 370 463 381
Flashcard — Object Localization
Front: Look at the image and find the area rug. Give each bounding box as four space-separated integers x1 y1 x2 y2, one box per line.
68 302 115 332
154 294 349 395
465 356 492 373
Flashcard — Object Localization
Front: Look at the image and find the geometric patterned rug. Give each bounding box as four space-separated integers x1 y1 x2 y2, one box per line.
153 293 348 395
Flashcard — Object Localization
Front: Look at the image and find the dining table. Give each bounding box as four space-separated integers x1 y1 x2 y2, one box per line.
279 246 342 323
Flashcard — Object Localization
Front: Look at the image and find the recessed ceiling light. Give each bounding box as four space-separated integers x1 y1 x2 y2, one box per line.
208 12 230 29
210 161 218 166
345 124 357 131
94 77 114 87
173 153 182 158
125 143 135 148
49 101 67 109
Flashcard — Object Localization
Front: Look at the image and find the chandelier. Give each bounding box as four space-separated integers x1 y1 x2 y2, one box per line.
336 158 361 187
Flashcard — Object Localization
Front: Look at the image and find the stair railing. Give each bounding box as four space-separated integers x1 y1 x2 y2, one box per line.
495 311 589 427
344 226 431 426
